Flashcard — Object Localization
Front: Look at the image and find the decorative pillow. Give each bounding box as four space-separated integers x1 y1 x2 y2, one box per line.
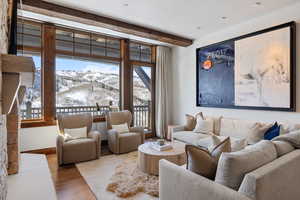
246 123 272 144
112 123 130 134
63 133 74 142
186 137 230 179
272 141 295 157
215 140 277 190
264 122 280 140
64 127 87 139
184 112 204 131
193 117 214 134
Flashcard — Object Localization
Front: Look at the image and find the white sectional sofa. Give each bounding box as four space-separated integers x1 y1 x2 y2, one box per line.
159 116 300 200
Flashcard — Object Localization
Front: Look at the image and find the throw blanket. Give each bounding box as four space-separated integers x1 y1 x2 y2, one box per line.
272 130 300 148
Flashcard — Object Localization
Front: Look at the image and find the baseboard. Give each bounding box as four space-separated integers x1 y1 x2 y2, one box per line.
22 147 56 155
21 140 110 155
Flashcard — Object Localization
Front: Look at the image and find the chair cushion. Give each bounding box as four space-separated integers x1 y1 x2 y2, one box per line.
63 138 96 164
173 131 209 146
119 132 142 153
215 140 277 190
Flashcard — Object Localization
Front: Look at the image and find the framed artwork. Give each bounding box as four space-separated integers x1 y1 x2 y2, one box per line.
196 22 296 111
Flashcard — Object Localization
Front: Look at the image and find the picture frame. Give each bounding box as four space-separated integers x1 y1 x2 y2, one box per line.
196 22 296 111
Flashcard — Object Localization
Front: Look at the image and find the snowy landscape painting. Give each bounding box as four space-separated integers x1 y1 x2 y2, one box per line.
235 27 291 108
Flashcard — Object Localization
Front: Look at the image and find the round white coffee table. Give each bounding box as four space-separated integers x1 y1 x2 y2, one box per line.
138 140 186 175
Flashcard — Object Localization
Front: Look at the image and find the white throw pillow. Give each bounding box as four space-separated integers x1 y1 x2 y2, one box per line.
64 127 87 139
112 123 129 134
193 117 214 134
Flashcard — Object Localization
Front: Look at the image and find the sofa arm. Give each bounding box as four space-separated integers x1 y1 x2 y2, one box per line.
159 159 251 200
89 130 101 158
129 126 145 143
171 125 185 133
107 129 120 153
56 134 65 165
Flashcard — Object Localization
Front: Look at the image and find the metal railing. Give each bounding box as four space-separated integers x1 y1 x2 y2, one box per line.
21 104 151 129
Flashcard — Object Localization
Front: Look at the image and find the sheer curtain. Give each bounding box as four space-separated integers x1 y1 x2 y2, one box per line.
155 46 171 138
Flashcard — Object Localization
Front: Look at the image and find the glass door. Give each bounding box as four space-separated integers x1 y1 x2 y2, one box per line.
132 65 153 132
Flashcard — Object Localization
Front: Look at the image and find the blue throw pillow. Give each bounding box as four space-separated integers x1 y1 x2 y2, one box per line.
264 122 280 140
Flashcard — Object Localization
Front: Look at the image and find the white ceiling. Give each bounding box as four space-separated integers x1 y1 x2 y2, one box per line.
44 0 299 40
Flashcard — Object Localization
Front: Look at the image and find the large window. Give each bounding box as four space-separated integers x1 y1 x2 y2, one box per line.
130 42 152 62
55 28 121 117
18 18 156 132
56 55 120 116
17 20 42 120
132 65 153 130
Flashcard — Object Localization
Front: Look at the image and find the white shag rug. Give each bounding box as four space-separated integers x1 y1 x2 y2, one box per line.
76 152 159 200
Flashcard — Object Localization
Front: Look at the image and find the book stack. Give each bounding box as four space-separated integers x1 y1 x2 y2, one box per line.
151 142 173 151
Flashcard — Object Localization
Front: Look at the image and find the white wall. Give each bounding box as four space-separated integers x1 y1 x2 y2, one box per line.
171 2 300 125
20 122 107 152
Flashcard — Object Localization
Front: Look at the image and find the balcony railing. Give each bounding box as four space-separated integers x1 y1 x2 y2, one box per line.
21 104 151 130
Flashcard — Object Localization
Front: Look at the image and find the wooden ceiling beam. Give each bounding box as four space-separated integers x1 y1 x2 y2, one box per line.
20 0 193 47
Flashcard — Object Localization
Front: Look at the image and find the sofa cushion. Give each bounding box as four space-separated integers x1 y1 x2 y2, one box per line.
215 140 277 190
220 118 260 139
173 131 208 146
272 141 295 157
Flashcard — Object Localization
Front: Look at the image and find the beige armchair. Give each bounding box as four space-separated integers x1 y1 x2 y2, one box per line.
56 113 101 165
106 110 144 154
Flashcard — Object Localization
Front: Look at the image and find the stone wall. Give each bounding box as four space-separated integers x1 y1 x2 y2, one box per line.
0 0 9 199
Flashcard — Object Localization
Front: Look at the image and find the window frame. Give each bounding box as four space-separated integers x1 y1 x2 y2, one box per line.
18 18 156 133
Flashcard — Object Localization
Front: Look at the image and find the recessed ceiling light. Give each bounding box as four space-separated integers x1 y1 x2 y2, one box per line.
221 16 227 20
123 3 129 6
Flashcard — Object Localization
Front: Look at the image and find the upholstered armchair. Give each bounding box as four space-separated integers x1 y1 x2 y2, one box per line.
106 110 145 154
56 113 101 165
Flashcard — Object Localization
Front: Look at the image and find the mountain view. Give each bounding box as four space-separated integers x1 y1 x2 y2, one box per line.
21 57 151 115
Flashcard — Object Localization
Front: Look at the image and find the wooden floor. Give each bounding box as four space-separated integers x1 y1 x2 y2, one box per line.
46 144 112 200
46 154 96 200
45 139 155 200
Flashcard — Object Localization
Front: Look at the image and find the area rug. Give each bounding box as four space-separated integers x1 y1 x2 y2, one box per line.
76 152 159 200
106 152 158 198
